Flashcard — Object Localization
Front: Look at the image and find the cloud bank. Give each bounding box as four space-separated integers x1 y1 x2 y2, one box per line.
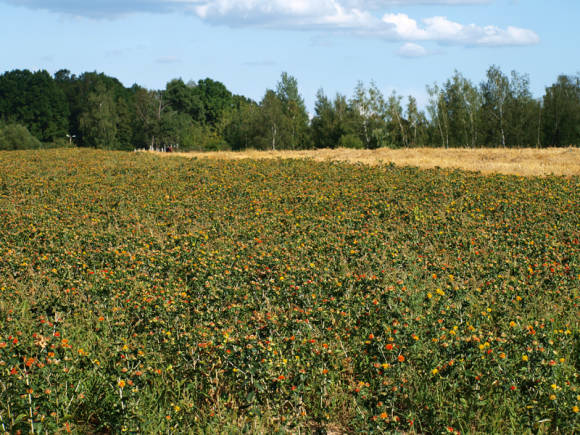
397 42 429 57
1 0 184 18
1 0 539 47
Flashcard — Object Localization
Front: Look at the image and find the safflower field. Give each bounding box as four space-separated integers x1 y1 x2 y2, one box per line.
0 149 578 433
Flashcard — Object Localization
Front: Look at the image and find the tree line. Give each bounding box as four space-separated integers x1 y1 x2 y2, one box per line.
0 66 579 151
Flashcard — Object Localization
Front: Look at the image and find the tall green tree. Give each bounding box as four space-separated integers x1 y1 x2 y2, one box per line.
165 78 205 122
438 71 482 148
0 69 69 142
350 81 388 149
133 87 174 150
333 93 359 147
79 83 118 149
224 96 259 150
426 83 449 148
480 65 510 147
276 72 309 149
462 76 482 148
542 74 580 147
194 78 233 128
311 90 360 149
311 89 336 149
406 96 428 147
386 91 407 148
258 90 286 151
55 71 133 147
504 71 540 147
442 72 469 147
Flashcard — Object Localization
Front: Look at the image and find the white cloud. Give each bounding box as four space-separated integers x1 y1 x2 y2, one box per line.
423 16 465 40
1 0 185 18
191 0 375 30
378 13 538 46
475 25 540 46
1 0 539 47
185 1 538 47
382 13 428 39
345 0 490 7
397 42 429 57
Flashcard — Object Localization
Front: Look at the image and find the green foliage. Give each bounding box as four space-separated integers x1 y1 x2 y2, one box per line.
0 123 43 150
425 66 559 148
542 75 580 146
480 65 511 147
79 83 118 149
1 67 579 150
43 137 76 149
228 74 310 151
258 90 286 150
223 97 260 151
311 90 358 149
0 69 69 142
386 91 408 148
311 89 335 148
406 95 429 147
338 133 363 149
504 71 540 147
195 78 234 127
276 72 310 149
441 71 480 148
164 79 205 123
350 81 388 149
0 149 578 433
427 82 450 148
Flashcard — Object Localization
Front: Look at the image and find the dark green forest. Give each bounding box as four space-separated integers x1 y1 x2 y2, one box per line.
0 66 579 151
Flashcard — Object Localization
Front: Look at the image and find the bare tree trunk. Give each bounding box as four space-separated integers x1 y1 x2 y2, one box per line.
362 119 369 149
437 117 444 148
394 111 407 147
499 102 506 147
469 111 476 148
536 104 542 148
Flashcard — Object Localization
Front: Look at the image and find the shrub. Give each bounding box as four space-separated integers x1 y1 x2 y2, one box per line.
44 137 76 149
0 123 43 150
339 133 364 149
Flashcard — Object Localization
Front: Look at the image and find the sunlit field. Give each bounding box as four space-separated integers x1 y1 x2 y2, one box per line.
157 147 580 177
0 149 578 433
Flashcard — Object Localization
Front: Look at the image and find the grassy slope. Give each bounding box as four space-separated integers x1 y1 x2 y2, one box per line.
0 149 578 433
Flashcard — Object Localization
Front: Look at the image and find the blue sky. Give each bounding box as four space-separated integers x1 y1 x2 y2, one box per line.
0 0 578 111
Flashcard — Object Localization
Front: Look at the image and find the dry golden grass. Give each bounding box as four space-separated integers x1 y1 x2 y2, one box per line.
153 147 580 177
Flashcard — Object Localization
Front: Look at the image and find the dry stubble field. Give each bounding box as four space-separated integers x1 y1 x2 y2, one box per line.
157 147 580 177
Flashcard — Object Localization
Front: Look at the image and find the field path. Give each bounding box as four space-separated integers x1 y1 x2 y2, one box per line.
152 147 580 176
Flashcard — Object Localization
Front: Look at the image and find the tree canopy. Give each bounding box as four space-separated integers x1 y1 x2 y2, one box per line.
0 67 579 151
